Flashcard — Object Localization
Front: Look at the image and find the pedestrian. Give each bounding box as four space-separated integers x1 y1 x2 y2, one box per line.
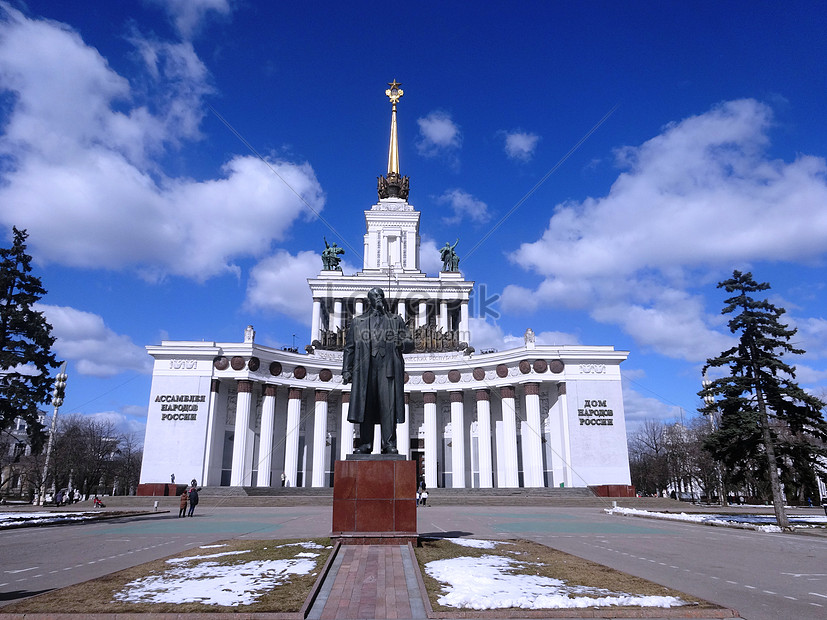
55 489 64 506
187 484 199 517
178 490 188 518
171 473 175 484
281 472 286 487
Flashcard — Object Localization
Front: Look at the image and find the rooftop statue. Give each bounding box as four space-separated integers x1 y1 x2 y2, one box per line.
322 237 344 271
440 239 460 272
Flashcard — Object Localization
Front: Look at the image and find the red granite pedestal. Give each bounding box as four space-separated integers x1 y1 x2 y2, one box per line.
332 456 417 545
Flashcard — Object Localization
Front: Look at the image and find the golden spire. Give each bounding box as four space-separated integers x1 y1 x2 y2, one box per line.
385 79 403 175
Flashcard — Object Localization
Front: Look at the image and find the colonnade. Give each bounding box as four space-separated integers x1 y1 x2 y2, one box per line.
310 296 470 342
213 379 571 490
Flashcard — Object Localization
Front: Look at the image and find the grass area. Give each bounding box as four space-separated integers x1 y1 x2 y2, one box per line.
415 537 715 612
4 538 333 614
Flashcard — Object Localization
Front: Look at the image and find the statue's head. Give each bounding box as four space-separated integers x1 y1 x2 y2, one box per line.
366 287 386 311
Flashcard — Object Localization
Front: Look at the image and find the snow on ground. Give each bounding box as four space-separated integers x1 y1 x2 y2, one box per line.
0 511 101 528
605 507 827 532
114 543 321 606
444 537 500 549
165 550 252 563
275 541 331 549
425 554 686 610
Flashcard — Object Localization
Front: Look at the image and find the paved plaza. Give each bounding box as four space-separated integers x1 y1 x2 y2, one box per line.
1 503 826 619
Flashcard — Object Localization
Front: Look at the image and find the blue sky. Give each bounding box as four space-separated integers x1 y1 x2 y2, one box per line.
2 1 827 441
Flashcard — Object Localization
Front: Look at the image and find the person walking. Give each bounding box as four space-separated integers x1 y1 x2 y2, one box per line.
187 484 199 517
178 490 188 518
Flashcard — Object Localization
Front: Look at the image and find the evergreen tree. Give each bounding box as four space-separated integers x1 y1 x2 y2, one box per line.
700 270 827 529
0 227 60 452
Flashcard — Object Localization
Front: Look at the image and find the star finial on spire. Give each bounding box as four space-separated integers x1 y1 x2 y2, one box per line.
385 79 403 105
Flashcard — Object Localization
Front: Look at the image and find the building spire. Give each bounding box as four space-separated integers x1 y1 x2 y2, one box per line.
378 79 410 200
386 79 403 175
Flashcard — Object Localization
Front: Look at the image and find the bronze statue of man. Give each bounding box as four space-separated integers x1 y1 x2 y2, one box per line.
342 287 414 454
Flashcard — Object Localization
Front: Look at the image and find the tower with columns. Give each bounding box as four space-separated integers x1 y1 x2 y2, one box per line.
138 81 633 494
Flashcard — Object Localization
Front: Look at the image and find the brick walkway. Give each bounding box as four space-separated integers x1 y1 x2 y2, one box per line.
310 544 426 620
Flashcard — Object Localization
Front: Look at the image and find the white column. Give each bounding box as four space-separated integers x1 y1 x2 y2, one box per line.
283 388 302 488
439 300 449 331
230 380 253 486
397 300 407 322
558 382 573 487
312 391 329 487
311 299 321 342
476 389 493 488
450 391 466 488
459 302 469 342
201 379 220 486
500 386 519 488
355 299 364 315
397 393 410 458
339 392 353 460
424 392 438 488
522 383 544 487
257 384 277 487
333 299 343 330
418 299 427 328
404 230 415 269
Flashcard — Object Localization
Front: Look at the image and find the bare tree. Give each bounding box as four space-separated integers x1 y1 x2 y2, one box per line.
629 420 670 496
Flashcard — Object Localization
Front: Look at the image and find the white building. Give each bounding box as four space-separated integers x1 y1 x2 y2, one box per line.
139 83 632 493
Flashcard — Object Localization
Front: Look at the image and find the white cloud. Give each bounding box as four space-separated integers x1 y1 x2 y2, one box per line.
38 304 152 377
793 365 827 386
419 238 444 275
86 409 148 439
244 250 320 324
416 111 461 157
0 6 324 282
621 383 683 435
504 99 827 362
502 130 540 161
436 189 491 225
146 0 233 39
467 318 578 352
790 316 827 359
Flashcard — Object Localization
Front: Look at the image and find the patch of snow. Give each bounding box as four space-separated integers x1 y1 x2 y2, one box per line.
199 544 227 549
605 506 827 530
276 541 327 549
115 557 316 606
445 537 500 549
166 550 251 564
425 555 686 609
0 511 100 528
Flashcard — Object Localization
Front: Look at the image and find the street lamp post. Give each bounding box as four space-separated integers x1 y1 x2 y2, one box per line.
39 361 67 506
702 372 727 507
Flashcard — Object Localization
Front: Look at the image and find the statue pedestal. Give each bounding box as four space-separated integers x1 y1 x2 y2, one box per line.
332 455 417 545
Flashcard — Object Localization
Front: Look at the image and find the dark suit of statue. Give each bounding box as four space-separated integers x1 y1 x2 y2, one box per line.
342 287 414 454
